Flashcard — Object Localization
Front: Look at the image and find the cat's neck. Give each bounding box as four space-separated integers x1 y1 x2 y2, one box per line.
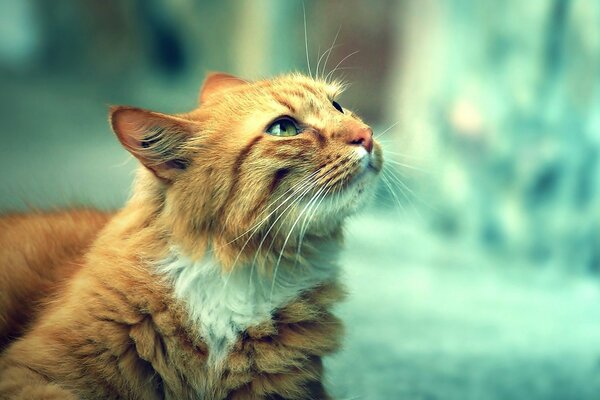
154 245 341 365
113 174 344 364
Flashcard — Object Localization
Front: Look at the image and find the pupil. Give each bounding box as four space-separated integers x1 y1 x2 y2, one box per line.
332 101 343 113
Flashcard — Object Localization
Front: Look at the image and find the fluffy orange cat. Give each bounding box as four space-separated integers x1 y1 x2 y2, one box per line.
0 72 382 399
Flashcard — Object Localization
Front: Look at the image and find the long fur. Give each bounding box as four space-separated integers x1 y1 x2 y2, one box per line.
0 72 382 399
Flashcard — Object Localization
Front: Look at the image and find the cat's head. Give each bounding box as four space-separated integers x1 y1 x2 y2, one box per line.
110 72 382 264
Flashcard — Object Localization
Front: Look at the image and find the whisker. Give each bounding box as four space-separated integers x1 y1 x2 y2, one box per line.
295 186 330 266
315 46 325 82
302 3 312 78
223 169 321 247
270 187 325 302
382 150 427 161
224 174 320 284
321 25 342 79
248 181 316 282
385 158 430 173
258 153 351 291
231 152 349 282
246 187 314 287
380 172 407 214
383 168 423 221
261 183 319 265
385 166 440 214
317 46 342 81
110 156 135 169
375 120 401 139
325 50 359 82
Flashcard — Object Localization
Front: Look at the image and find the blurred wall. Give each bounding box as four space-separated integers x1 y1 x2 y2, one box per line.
1 0 600 272
388 0 600 272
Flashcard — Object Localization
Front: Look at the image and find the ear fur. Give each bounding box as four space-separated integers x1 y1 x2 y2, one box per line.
110 106 196 182
199 72 248 104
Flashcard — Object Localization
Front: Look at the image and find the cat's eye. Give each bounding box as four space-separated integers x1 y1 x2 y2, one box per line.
266 117 300 137
332 100 344 113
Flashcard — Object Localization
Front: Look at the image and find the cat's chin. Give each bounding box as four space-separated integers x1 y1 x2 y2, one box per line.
341 168 379 212
319 166 380 223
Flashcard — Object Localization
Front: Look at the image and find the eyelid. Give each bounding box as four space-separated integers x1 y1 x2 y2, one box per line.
264 115 300 131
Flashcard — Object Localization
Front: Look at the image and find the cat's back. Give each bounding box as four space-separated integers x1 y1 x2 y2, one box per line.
0 209 113 349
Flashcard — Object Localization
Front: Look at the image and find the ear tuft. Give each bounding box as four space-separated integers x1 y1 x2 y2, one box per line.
110 106 195 182
199 72 248 104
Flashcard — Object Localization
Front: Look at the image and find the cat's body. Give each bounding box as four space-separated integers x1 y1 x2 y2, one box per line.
0 210 113 350
0 206 343 399
0 72 382 399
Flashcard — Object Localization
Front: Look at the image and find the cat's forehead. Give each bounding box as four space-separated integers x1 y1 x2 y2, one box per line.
265 73 343 98
193 73 346 124
241 74 346 119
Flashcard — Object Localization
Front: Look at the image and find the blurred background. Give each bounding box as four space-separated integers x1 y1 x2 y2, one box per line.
1 0 600 399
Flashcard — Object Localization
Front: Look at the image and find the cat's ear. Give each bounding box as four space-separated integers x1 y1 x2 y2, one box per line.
110 106 196 182
199 72 248 104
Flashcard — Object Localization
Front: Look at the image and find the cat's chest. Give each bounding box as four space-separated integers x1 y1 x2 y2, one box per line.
155 251 339 365
153 280 346 400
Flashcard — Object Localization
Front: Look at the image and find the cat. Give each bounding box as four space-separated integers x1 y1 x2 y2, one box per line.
0 72 382 400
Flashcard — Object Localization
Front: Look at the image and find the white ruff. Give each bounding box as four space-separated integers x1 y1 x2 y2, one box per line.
155 248 339 365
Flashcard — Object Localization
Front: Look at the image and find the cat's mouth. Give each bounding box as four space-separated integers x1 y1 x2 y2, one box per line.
351 146 382 181
310 145 382 200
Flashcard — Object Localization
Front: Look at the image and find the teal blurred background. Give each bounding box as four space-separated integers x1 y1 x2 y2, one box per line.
1 1 600 399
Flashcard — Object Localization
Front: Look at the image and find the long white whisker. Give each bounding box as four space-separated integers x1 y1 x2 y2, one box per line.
246 185 315 287
224 173 321 286
385 158 429 173
252 154 352 287
316 46 324 81
383 150 426 161
375 120 401 139
386 166 439 214
302 3 312 78
270 187 324 302
295 186 331 265
248 181 316 280
226 188 312 287
294 187 326 260
223 169 321 248
385 168 419 199
321 25 341 79
247 156 351 260
261 183 319 263
325 50 359 82
384 169 423 221
380 172 407 214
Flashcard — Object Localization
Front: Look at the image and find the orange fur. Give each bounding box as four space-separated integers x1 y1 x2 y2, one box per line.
0 210 112 351
0 72 382 399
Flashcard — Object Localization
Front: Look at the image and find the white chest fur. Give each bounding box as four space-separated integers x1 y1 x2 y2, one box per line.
155 249 339 364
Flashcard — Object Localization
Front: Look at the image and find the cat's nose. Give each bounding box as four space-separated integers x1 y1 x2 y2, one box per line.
347 126 373 153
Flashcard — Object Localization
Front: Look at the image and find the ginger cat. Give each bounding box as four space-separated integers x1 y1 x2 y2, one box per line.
0 72 382 399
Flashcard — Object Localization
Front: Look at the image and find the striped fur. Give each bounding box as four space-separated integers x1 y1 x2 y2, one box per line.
0 72 383 399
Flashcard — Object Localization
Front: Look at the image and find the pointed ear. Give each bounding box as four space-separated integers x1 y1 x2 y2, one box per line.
199 72 248 104
110 106 196 182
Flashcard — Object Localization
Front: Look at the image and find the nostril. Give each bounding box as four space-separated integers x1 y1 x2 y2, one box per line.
347 127 373 153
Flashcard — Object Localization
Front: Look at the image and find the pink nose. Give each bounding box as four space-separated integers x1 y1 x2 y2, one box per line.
347 127 373 153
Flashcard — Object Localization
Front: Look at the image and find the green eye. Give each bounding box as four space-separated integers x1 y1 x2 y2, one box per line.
266 117 300 137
